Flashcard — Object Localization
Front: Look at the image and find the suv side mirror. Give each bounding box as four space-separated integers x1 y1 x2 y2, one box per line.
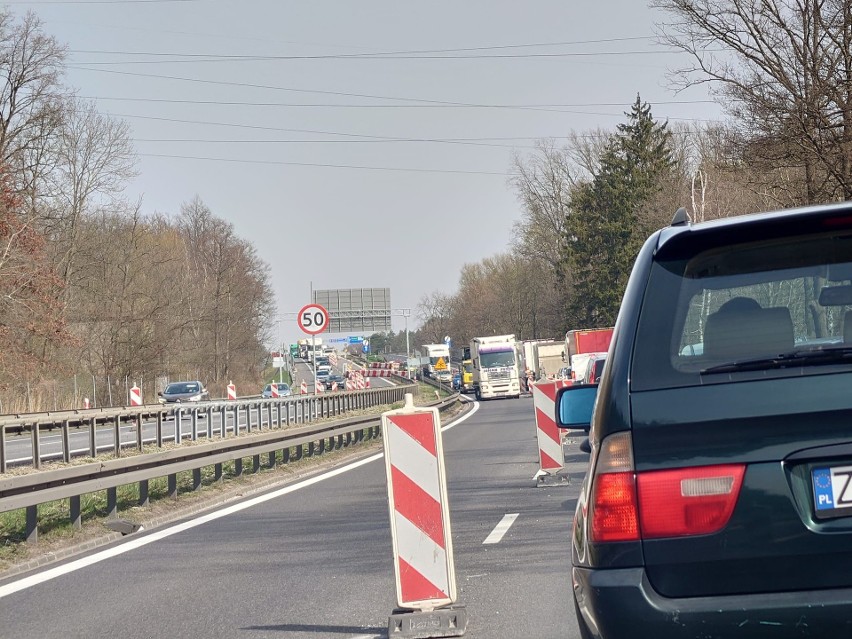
556 384 598 431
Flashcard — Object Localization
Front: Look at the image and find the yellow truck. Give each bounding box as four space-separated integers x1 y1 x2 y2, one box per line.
461 357 474 393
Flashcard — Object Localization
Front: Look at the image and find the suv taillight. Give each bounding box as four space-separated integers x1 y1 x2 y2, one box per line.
589 432 744 542
637 464 745 538
590 432 639 542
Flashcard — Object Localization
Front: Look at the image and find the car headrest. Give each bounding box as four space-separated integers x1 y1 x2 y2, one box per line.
704 305 794 362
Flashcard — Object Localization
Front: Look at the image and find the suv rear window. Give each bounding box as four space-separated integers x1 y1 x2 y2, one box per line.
632 228 852 391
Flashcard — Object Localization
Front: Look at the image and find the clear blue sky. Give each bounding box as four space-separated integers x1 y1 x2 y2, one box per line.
12 0 722 345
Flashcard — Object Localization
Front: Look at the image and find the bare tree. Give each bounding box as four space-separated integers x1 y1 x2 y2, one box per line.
654 0 852 203
44 99 137 299
0 10 66 194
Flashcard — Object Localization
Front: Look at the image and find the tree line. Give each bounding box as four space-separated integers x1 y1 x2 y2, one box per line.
414 0 852 353
0 11 276 411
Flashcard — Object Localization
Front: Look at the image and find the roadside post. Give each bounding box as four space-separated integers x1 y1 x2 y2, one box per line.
381 393 467 638
270 383 280 399
129 385 142 407
531 379 572 485
227 381 237 401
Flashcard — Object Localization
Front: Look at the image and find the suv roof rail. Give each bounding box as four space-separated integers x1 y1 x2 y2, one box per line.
671 207 690 226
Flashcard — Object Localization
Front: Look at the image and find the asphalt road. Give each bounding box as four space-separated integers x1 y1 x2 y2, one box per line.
0 394 589 639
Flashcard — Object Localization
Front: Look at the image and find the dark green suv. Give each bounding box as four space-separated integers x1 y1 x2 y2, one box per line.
559 203 852 638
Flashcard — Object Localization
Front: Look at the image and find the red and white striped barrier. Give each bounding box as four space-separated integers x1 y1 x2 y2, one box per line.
381 394 457 610
83 397 91 409
270 383 280 398
345 379 356 391
366 378 371 389
300 380 308 395
532 379 572 482
356 373 366 390
364 370 396 377
227 382 237 401
129 385 142 406
369 362 398 370
329 351 338 366
330 381 338 392
315 378 324 394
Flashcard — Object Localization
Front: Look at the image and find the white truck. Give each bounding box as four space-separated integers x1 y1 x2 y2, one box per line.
532 340 566 380
520 339 565 381
421 344 453 382
470 334 522 400
308 338 324 363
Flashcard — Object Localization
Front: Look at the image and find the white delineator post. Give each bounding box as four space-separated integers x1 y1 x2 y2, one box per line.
129 385 142 406
382 393 466 637
532 379 571 483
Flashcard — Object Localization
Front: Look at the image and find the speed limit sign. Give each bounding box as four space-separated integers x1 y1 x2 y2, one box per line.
297 303 330 335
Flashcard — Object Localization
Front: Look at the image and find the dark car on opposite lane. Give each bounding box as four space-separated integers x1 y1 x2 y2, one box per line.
261 383 291 398
158 380 209 404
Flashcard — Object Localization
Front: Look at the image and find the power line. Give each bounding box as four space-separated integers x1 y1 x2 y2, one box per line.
70 49 686 65
67 36 656 59
83 95 716 109
138 152 508 175
132 137 534 150
72 67 715 119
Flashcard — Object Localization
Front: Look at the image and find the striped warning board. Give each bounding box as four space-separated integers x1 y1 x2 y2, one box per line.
129 385 142 406
382 395 457 610
532 380 572 475
227 382 237 401
369 362 398 370
364 370 396 377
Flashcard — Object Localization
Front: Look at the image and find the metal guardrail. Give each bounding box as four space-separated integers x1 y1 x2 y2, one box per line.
0 381 414 473
0 385 462 544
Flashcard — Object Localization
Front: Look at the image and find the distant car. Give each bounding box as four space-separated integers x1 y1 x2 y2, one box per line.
316 369 331 387
452 372 461 390
261 382 291 398
326 374 346 390
582 354 606 384
158 380 209 404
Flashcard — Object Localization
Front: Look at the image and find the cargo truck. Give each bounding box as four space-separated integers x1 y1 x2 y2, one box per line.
421 344 453 382
532 340 566 380
470 334 522 400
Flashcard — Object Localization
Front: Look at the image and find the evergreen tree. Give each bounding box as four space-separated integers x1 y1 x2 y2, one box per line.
562 95 674 326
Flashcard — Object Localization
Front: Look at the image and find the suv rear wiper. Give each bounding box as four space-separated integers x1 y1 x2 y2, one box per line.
700 347 852 374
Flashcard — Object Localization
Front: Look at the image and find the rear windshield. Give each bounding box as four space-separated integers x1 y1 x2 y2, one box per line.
632 228 852 391
166 382 199 394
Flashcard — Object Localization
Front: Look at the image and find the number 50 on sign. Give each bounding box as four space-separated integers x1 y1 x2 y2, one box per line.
298 303 330 335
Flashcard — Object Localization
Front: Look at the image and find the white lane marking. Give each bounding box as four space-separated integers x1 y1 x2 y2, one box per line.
0 399 481 598
483 513 519 545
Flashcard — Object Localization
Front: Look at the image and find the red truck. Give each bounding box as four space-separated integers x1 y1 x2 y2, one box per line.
564 328 614 382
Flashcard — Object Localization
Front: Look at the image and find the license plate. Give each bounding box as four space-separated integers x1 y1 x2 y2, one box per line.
812 466 852 517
